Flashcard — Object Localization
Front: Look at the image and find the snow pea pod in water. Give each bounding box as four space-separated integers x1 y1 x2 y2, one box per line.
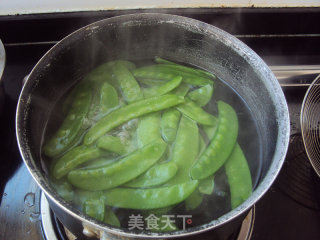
104 180 199 209
225 143 252 209
53 145 106 179
67 139 167 191
133 65 213 86
84 94 185 145
43 84 92 157
191 101 239 180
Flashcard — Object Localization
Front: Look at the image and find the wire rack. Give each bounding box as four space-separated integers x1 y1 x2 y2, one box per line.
301 73 320 177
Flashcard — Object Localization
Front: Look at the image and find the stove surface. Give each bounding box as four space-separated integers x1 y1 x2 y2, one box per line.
1 8 320 240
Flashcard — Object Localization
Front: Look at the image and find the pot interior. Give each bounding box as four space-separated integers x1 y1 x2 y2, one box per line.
16 13 289 238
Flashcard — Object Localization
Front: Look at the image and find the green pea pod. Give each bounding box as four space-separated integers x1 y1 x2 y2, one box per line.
176 100 218 126
138 78 165 87
97 135 130 155
84 62 113 84
111 62 143 103
113 60 136 72
225 143 252 209
51 179 74 202
160 109 181 143
143 76 182 98
43 84 92 157
80 157 118 170
167 115 199 185
154 57 216 79
104 180 199 209
191 101 239 180
187 84 214 107
198 175 215 195
53 145 106 179
68 139 167 190
84 60 136 84
99 82 119 114
74 189 103 207
124 162 178 188
185 189 203 211
86 86 101 123
83 198 105 222
170 83 190 96
136 112 161 148
133 65 213 86
84 94 185 145
198 134 206 155
203 124 218 140
104 207 121 227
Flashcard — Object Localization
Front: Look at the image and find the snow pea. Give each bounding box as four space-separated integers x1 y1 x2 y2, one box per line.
85 86 101 124
124 161 178 188
99 82 119 114
198 175 215 195
166 115 199 185
154 57 216 80
111 61 142 103
191 101 239 180
104 207 120 227
160 108 181 143
97 135 130 155
84 94 185 145
176 100 218 126
53 145 106 179
133 65 213 86
43 85 92 157
198 134 206 155
79 157 118 170
67 139 167 190
170 83 190 96
143 76 182 98
138 78 164 87
203 124 218 141
83 198 105 222
136 112 161 148
185 189 203 210
51 179 74 202
225 143 252 209
84 60 136 84
187 84 214 107
104 180 199 209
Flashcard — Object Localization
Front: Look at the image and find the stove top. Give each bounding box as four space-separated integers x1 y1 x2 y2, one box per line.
1 8 320 240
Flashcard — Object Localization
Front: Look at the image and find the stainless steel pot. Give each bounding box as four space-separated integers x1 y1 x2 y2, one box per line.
0 39 5 115
16 13 290 239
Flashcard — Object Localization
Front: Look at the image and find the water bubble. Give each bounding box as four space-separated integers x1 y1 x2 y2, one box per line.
29 212 41 222
21 210 25 214
24 192 35 207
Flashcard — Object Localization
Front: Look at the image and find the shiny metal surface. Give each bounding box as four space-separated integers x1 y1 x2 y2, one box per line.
0 39 5 79
301 74 320 177
16 13 290 239
41 192 58 240
270 65 320 86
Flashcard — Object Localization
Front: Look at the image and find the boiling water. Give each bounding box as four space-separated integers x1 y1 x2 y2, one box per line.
42 60 262 231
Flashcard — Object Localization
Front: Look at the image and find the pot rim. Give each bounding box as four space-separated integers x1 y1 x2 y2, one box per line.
16 13 290 239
